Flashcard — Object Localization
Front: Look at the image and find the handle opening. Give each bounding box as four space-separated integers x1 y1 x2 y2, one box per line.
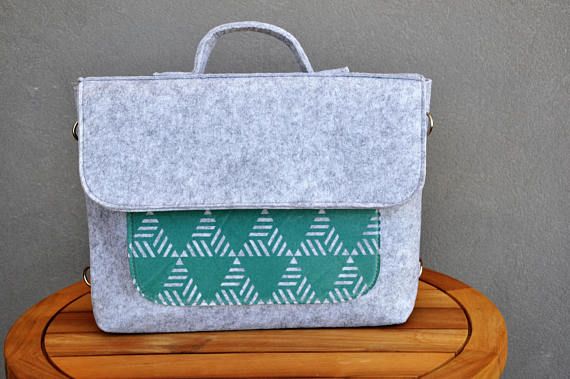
193 21 314 74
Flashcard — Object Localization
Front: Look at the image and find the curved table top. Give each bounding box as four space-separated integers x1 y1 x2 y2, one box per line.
4 268 507 378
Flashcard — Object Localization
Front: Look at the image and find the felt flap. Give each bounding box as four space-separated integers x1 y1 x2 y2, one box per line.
77 73 430 211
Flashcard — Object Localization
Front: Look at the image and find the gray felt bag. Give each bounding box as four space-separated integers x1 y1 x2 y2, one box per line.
76 21 432 333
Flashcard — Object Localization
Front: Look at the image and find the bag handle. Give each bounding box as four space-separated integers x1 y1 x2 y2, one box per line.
192 21 314 74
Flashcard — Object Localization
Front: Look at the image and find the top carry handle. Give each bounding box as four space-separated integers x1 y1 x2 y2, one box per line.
192 21 314 73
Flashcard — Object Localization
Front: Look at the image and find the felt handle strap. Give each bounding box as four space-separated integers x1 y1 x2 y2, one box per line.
192 21 314 73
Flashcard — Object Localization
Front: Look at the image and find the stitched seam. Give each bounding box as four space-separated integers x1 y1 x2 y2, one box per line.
350 209 381 301
127 213 163 305
81 73 426 82
362 209 381 296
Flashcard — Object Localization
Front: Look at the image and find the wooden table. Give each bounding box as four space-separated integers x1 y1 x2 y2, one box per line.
4 269 507 378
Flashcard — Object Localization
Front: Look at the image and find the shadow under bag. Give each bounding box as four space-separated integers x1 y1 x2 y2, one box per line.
76 21 432 332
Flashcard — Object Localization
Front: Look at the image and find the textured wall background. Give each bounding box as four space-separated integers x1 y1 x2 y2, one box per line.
1 1 568 377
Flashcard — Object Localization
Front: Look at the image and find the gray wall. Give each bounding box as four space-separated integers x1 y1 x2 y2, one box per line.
1 1 568 377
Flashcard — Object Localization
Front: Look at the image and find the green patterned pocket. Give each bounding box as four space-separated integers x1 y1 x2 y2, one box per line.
127 209 380 306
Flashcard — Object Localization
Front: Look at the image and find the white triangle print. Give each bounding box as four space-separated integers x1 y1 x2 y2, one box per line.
131 208 381 307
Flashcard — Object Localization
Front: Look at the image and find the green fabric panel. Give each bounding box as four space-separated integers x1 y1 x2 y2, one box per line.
127 209 381 306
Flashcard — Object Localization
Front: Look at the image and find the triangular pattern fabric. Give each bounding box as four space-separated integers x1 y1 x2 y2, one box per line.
128 209 381 306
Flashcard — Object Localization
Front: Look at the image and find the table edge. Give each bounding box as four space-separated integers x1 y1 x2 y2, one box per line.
4 282 89 379
420 270 508 378
4 268 507 378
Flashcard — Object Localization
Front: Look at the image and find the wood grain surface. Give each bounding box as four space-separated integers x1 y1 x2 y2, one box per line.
4 269 507 378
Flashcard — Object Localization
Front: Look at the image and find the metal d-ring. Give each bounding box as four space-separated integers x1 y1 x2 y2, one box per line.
82 266 91 287
72 121 79 141
426 112 434 136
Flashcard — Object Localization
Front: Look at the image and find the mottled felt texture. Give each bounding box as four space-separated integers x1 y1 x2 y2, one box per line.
77 73 430 211
193 21 314 73
87 191 422 333
79 22 431 331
